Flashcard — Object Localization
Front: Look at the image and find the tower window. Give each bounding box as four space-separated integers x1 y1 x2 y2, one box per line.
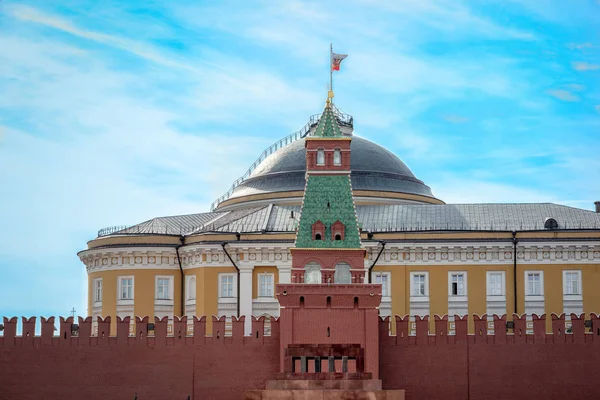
333 149 342 166
331 220 345 241
312 220 325 241
334 262 351 284
316 149 325 165
305 262 322 284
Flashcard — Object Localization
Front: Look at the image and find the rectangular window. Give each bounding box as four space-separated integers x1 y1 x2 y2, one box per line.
156 277 172 300
220 274 234 298
119 277 133 300
449 272 466 296
411 273 428 297
374 272 390 297
316 149 325 165
259 274 274 297
526 272 543 296
93 278 103 302
487 272 504 296
564 270 581 295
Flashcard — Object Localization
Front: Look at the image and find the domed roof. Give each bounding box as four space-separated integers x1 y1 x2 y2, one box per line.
222 136 439 207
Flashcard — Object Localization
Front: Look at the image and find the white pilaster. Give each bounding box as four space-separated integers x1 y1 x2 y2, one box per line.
277 265 292 284
239 268 254 335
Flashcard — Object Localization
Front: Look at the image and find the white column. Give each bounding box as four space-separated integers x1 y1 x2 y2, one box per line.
239 268 254 336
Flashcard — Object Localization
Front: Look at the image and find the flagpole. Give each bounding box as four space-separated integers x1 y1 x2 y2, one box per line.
330 43 333 99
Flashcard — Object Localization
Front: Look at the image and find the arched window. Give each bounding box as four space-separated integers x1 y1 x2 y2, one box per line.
315 233 322 240
187 276 196 300
334 262 352 284
316 149 325 165
334 234 341 240
305 262 322 284
333 149 341 166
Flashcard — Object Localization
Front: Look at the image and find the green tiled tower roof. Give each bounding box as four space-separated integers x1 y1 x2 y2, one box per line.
312 100 343 138
295 174 362 248
295 100 361 249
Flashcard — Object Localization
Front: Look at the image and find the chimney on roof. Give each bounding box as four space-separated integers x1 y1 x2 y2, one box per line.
595 201 600 213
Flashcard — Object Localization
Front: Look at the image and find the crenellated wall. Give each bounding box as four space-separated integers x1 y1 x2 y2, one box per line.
2 313 600 400
0 315 279 400
379 313 600 400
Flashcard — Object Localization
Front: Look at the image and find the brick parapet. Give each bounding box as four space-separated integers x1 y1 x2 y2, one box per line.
0 315 280 348
379 313 600 345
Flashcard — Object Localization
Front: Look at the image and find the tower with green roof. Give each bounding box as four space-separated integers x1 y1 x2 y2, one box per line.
290 98 366 284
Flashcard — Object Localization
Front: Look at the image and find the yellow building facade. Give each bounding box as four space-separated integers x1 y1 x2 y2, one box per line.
79 106 600 336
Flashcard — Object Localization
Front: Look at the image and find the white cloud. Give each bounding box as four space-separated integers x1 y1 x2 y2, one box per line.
442 114 469 124
547 89 580 102
572 62 600 71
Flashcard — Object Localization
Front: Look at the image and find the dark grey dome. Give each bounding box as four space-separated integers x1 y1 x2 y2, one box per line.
227 136 437 202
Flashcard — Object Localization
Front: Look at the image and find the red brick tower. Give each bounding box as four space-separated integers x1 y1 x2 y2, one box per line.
276 98 383 378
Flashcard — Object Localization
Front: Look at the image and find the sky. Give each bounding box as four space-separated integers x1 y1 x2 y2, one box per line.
0 0 599 320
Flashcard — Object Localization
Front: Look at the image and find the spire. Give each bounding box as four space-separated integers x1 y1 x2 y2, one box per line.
313 99 343 138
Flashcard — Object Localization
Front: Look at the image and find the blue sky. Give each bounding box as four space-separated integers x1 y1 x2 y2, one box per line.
1 0 599 320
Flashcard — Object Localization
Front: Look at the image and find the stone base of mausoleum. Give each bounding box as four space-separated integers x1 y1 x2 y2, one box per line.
244 373 405 399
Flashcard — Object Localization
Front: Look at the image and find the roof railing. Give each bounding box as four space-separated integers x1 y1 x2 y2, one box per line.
97 225 130 237
209 106 353 211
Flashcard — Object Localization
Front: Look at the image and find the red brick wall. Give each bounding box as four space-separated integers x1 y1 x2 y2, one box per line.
379 313 600 400
3 313 600 400
0 316 279 400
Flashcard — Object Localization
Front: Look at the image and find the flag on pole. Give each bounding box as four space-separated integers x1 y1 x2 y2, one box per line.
331 52 348 71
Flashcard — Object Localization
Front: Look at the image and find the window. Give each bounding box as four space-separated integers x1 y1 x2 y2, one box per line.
93 278 103 303
487 272 505 296
119 277 133 300
304 262 322 284
526 271 543 296
219 274 235 298
316 149 325 165
411 273 428 297
187 276 196 300
563 270 582 296
259 274 274 297
334 263 352 284
315 233 322 240
449 272 466 296
334 234 341 240
374 272 390 297
156 277 172 300
333 149 341 166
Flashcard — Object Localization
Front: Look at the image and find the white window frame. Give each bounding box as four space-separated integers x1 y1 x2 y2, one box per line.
155 275 174 302
186 275 196 302
219 273 236 298
374 272 391 298
486 271 506 300
410 272 429 299
258 273 274 298
333 148 342 166
448 271 467 297
525 270 544 298
118 276 134 303
563 270 582 298
316 149 325 166
93 278 103 304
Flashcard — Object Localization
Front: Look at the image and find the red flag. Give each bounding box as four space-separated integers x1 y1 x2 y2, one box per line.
331 52 348 71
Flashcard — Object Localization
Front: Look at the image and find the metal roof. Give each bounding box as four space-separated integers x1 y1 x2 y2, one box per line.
227 136 438 202
98 203 600 237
